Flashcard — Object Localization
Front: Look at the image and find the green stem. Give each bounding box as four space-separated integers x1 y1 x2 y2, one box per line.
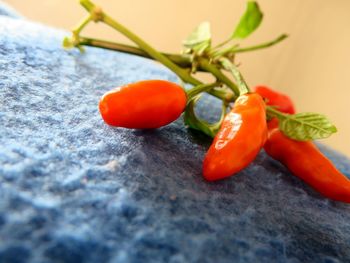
184 96 228 138
77 37 236 102
80 0 200 86
72 15 91 35
233 34 288 53
209 88 235 102
78 0 236 103
210 44 239 58
104 16 196 83
212 34 288 58
198 58 239 95
186 82 218 101
219 58 250 95
78 36 193 68
213 37 232 49
266 106 285 118
80 0 234 101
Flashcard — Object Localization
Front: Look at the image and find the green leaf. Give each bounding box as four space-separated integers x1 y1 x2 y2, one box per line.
278 112 337 141
219 58 249 95
184 95 226 138
232 1 263 39
183 21 211 54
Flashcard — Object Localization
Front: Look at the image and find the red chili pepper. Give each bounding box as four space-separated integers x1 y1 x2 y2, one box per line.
99 80 187 129
264 126 350 203
203 93 267 181
257 87 350 202
254 85 296 114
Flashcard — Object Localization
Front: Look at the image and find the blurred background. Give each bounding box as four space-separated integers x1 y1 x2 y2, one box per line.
5 0 350 157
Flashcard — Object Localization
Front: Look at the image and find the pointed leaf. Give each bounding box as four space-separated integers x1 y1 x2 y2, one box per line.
278 112 337 141
183 21 211 54
232 1 263 39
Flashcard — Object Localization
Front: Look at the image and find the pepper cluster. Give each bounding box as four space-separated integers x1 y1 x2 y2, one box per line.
65 0 348 203
99 82 350 203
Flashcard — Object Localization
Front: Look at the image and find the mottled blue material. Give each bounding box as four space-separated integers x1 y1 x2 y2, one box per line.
1 14 350 263
0 1 21 19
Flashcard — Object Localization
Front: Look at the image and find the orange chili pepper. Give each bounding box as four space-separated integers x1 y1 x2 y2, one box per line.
254 85 296 114
203 93 267 181
258 87 350 202
99 80 187 129
264 126 350 203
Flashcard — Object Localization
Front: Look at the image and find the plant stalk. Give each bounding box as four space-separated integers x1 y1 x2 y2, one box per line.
186 82 218 101
72 15 91 35
78 37 193 68
198 58 239 95
230 34 288 54
80 0 200 86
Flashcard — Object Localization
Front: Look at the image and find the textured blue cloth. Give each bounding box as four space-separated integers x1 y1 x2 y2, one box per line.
1 12 350 263
0 1 21 19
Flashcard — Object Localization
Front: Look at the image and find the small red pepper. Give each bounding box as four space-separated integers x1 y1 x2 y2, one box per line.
258 86 350 202
264 126 350 203
99 80 187 129
254 85 296 114
203 93 267 181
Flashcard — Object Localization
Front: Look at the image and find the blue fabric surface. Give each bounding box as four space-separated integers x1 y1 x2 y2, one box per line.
1 15 350 263
0 1 21 19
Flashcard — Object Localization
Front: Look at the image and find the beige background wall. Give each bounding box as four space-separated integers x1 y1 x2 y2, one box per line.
5 0 350 157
